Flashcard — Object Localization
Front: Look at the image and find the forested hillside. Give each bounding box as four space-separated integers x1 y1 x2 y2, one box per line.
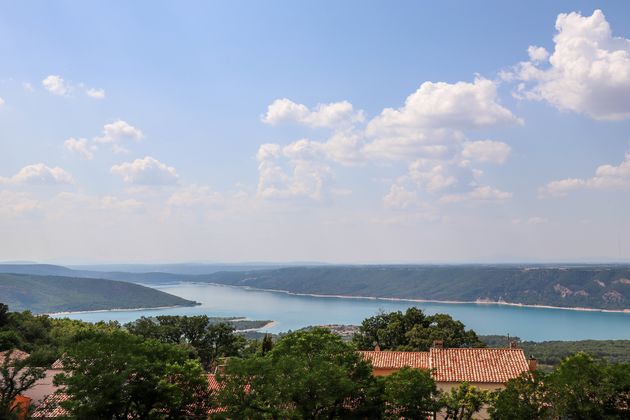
203 265 630 310
0 273 197 313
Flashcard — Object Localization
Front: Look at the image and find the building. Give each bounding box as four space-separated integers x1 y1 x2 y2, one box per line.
360 341 535 419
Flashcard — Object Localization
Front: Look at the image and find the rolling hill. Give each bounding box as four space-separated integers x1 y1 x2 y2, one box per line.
0 273 198 313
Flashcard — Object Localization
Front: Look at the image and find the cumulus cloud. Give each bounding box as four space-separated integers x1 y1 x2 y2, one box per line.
262 98 364 127
0 163 74 186
527 46 549 62
111 156 179 185
383 184 421 210
22 82 34 92
408 159 458 193
256 142 331 199
0 97 5 107
42 75 68 96
461 140 511 164
367 78 521 137
257 78 518 204
509 10 630 120
441 186 513 203
95 120 144 143
64 137 94 160
542 150 630 195
86 87 105 99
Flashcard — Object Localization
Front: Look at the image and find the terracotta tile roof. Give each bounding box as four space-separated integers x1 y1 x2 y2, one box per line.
50 359 64 370
207 373 221 392
429 348 529 383
0 349 30 364
360 350 430 370
31 393 69 418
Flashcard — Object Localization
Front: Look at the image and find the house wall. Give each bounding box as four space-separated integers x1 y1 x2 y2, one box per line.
436 382 505 420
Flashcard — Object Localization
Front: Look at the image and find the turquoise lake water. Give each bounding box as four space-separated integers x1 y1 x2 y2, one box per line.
53 282 630 341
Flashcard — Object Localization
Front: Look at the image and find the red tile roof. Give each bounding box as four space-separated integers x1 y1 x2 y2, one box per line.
50 359 64 370
207 373 221 392
360 350 430 370
0 349 30 364
31 393 69 418
429 348 529 383
361 348 529 383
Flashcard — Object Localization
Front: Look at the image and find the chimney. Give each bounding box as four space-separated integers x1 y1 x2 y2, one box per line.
374 344 381 352
509 341 518 349
432 339 444 349
528 356 537 372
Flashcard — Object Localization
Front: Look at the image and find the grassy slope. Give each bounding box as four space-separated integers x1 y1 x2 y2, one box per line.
203 265 630 310
0 273 197 313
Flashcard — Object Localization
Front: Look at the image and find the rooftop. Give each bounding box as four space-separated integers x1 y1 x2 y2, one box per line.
361 347 530 383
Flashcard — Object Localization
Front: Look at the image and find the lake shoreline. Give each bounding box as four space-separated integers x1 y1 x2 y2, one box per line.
192 282 630 314
46 304 192 317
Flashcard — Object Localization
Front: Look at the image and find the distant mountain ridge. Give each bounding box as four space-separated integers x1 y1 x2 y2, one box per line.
0 272 198 313
1 263 629 311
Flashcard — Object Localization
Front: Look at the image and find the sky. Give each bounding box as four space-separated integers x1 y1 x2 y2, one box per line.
1 1 630 264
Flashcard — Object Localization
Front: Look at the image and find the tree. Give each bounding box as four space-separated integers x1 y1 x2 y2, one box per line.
489 371 549 420
0 350 45 418
126 316 245 370
382 367 439 419
440 382 490 420
261 333 273 355
546 352 618 419
216 328 382 418
55 330 210 419
353 308 484 351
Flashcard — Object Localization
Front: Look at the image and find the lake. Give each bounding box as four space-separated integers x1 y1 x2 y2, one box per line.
53 282 630 341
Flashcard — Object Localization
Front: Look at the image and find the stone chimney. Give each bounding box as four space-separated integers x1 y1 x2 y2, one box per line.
374 344 381 352
432 339 444 349
528 356 537 372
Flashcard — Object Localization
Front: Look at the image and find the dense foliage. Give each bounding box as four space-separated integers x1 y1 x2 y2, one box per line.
0 273 196 313
353 308 485 351
490 353 630 419
1 304 629 418
482 335 630 365
126 315 248 369
55 330 212 419
216 328 382 418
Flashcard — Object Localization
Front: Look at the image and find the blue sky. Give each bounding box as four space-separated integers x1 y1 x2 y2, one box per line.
1 1 630 263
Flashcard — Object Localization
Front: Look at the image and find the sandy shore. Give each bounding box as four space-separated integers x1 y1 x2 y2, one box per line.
215 283 630 314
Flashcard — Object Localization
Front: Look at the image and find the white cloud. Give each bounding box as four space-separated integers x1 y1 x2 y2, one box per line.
42 75 68 96
527 45 549 62
367 78 521 137
383 184 421 210
94 120 144 143
0 97 5 107
441 186 512 203
262 98 364 127
543 150 630 195
408 159 457 193
510 10 630 120
0 163 74 186
256 142 331 199
461 140 511 164
22 82 34 92
64 137 94 160
86 87 105 99
111 156 179 185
